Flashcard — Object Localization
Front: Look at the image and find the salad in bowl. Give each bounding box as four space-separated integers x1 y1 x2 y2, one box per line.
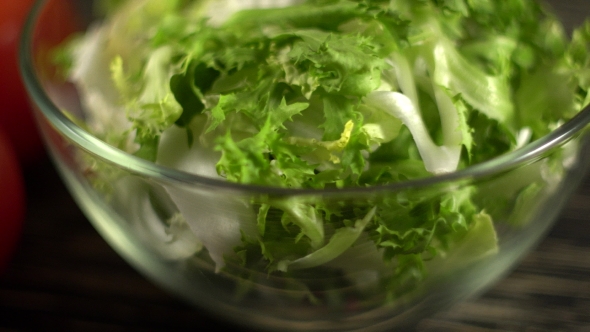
20 0 590 330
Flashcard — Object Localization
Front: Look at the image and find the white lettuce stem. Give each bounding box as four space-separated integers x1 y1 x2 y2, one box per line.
365 91 461 174
390 53 420 111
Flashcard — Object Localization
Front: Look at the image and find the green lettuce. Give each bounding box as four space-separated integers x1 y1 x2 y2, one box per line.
59 0 590 302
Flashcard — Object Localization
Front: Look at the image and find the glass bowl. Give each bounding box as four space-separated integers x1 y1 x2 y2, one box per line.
19 0 590 331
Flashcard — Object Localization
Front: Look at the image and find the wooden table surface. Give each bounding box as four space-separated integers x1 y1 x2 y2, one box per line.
1 156 590 332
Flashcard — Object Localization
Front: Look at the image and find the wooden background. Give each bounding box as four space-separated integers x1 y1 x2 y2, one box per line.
1 155 590 332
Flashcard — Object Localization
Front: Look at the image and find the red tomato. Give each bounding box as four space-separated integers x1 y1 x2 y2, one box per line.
0 129 25 273
0 0 80 165
0 0 43 165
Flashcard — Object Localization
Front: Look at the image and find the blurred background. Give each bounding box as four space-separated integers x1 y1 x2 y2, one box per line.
2 0 590 331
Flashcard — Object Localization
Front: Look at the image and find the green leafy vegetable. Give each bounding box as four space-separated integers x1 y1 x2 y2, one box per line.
58 0 590 303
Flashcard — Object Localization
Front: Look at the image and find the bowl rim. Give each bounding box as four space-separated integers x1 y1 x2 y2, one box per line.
19 0 590 195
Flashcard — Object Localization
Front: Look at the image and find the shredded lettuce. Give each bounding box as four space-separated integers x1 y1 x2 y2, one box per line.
57 0 590 303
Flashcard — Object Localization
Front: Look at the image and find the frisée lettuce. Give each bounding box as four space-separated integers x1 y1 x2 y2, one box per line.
56 0 590 302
